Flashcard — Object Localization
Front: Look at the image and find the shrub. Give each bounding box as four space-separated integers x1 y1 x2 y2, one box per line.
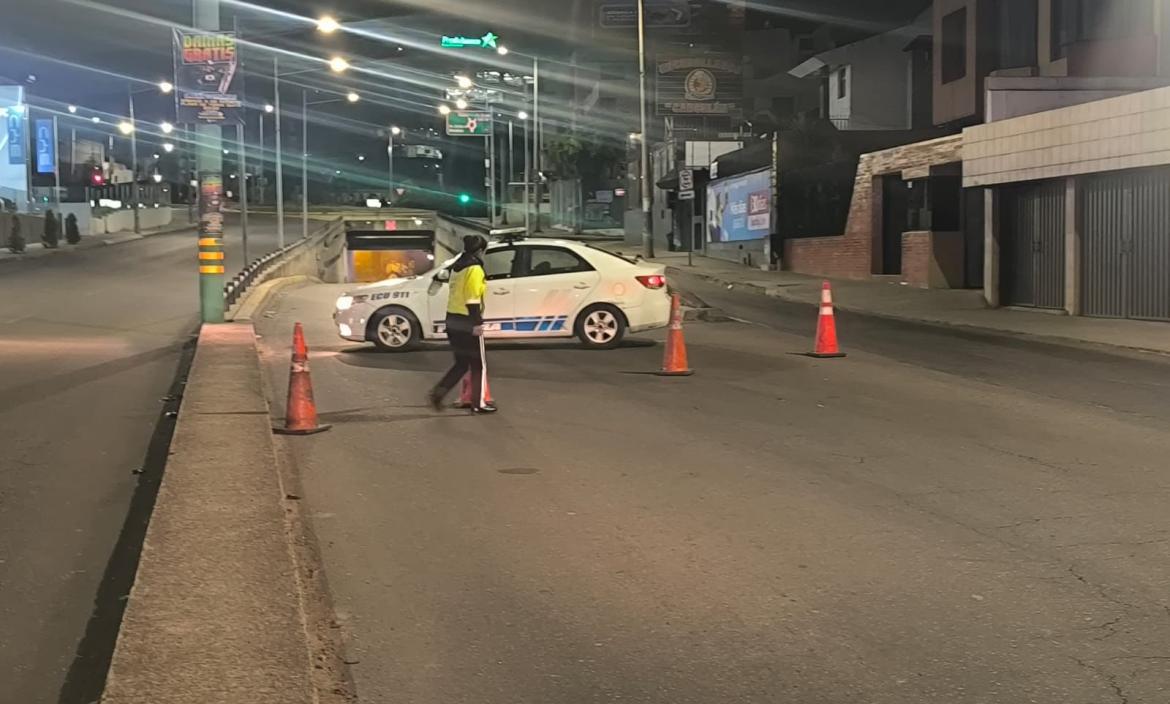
7 214 25 253
42 210 60 248
65 213 81 244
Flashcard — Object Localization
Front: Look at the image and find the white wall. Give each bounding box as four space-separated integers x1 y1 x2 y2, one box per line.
813 12 929 130
964 86 1170 187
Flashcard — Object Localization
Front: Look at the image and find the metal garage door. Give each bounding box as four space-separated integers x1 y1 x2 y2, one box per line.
1080 167 1170 321
1001 181 1065 309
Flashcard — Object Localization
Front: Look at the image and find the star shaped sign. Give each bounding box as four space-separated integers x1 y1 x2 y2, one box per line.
480 31 499 49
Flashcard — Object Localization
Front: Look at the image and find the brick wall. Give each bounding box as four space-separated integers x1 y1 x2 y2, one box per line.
902 231 932 287
784 134 964 280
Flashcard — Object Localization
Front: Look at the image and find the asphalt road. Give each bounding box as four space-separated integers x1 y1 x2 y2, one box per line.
0 215 291 704
258 278 1170 704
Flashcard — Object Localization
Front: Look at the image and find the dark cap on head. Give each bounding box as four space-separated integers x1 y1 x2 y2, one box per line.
463 234 487 253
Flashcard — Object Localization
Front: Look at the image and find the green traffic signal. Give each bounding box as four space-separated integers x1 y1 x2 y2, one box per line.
458 193 471 204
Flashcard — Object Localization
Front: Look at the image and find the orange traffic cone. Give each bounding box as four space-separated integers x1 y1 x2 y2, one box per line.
657 293 694 376
275 323 332 435
810 281 846 358
455 370 495 409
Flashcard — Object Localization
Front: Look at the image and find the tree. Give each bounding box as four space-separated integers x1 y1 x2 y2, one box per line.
42 210 60 248
65 213 81 244
545 133 625 190
7 214 25 254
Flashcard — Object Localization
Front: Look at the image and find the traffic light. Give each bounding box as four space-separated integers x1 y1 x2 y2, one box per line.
458 193 471 204
90 169 105 186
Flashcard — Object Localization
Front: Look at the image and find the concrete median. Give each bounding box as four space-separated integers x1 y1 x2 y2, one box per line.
100 324 318 704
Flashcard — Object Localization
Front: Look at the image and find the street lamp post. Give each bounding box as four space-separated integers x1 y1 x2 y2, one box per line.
274 56 284 247
302 89 359 239
521 109 531 235
388 125 400 200
636 0 654 258
272 54 351 245
126 89 140 234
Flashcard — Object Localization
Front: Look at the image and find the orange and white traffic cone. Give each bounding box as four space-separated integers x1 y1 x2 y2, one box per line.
275 322 332 435
810 281 846 358
455 370 494 409
657 293 694 376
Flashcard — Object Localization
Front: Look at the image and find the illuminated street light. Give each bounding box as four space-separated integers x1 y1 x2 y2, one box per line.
152 173 163 183
329 56 350 73
438 104 451 115
162 142 175 153
518 110 529 120
264 104 274 113
497 45 509 56
91 116 101 124
456 75 473 89
223 148 230 155
158 81 174 94
455 98 468 110
317 15 340 34
159 121 174 134
357 154 366 161
346 91 360 103
118 121 134 135
391 126 401 136
67 105 78 114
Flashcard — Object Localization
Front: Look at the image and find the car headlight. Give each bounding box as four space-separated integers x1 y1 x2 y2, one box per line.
336 294 368 311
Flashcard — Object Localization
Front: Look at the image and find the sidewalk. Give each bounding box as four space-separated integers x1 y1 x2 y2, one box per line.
0 219 197 264
606 247 1170 356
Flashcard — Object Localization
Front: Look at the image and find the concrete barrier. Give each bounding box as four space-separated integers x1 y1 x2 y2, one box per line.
100 324 315 704
225 218 346 318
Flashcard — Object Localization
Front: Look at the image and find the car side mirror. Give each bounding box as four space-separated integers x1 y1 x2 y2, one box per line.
435 269 451 282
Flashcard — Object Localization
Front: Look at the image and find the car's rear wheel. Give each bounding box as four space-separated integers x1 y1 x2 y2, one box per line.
370 307 421 352
575 304 626 350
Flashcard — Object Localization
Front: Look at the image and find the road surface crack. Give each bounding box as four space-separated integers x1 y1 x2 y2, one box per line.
1071 657 1129 704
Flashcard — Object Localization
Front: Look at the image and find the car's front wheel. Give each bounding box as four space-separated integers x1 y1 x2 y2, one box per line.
575 304 626 350
370 307 421 352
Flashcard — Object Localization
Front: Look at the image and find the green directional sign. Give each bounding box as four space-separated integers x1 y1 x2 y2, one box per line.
441 32 499 49
446 111 493 137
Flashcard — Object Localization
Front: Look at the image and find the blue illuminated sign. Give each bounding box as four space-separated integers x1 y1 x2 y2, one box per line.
35 119 54 174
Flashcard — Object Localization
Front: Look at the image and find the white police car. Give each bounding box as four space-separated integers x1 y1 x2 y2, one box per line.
333 238 671 351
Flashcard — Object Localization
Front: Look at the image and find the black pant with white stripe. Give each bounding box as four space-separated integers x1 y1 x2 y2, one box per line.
433 329 484 408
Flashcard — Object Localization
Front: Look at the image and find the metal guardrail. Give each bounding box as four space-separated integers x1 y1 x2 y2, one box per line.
222 235 311 307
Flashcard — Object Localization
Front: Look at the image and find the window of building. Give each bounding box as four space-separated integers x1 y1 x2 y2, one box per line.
996 0 1038 70
941 8 968 83
1053 0 1154 60
836 66 848 99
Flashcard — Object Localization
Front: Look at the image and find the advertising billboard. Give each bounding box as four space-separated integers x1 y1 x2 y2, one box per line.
706 168 771 243
173 30 242 124
656 55 742 117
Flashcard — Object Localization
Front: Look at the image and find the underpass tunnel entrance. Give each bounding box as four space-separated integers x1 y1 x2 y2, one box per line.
344 219 436 283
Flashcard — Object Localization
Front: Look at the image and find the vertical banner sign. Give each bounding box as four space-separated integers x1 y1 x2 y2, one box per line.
7 110 25 165
173 30 242 124
35 119 55 174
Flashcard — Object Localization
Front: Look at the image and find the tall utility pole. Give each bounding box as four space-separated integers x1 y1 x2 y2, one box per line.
274 56 285 248
127 88 140 234
637 0 654 258
532 58 541 232
195 0 224 323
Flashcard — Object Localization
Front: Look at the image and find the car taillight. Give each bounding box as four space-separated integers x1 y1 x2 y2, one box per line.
636 274 666 289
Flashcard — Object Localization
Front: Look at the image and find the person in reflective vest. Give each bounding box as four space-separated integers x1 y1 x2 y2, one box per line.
429 235 497 414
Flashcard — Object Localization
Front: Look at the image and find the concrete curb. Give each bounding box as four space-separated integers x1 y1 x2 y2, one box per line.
100 324 317 704
667 266 1170 358
0 224 197 265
